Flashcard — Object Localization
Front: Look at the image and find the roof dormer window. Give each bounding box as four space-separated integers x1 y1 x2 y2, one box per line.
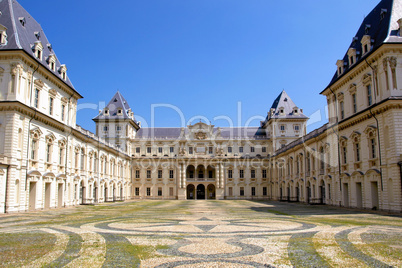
48 54 56 71
34 31 40 40
336 60 344 76
117 108 123 115
59 64 67 80
293 107 299 115
0 25 7 45
361 35 372 54
381 9 387 20
104 109 109 115
347 48 357 66
18 17 25 27
33 41 43 60
279 107 285 115
365 24 371 34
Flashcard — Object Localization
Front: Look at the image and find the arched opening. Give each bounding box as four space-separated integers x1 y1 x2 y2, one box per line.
29 180 37 211
207 184 216 199
104 185 108 202
295 182 300 202
206 165 216 180
187 184 195 199
197 184 205 199
319 180 326 204
80 180 86 204
196 165 205 180
306 181 311 204
15 179 20 205
186 165 195 179
57 182 63 208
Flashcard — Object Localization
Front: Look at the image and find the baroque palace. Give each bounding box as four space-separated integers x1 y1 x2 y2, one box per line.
0 0 401 213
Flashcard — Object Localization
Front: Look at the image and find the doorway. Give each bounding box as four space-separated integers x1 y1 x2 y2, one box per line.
196 184 205 200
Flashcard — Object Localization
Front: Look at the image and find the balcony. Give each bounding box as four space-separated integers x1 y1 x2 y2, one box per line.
187 176 216 182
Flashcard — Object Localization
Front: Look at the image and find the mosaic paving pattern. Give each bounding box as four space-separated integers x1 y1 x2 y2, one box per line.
0 200 401 267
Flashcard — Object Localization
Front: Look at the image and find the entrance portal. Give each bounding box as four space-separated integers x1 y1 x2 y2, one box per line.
197 184 205 200
187 184 195 199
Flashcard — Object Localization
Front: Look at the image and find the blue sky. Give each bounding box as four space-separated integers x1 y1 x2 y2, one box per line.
19 0 380 132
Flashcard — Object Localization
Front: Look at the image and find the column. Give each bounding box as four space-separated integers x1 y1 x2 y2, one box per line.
182 164 186 188
179 164 182 188
220 164 225 189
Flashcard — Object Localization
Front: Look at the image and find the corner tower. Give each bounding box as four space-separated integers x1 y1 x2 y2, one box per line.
261 90 308 152
93 91 140 154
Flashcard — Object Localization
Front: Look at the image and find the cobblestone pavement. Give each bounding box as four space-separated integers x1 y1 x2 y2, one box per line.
0 200 401 267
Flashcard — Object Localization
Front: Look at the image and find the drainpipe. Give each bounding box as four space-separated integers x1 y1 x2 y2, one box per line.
25 62 40 191
365 58 384 191
398 162 402 195
4 164 10 213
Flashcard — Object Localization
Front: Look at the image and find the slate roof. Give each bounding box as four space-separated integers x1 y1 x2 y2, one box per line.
136 127 267 140
264 90 308 122
324 0 402 91
0 0 80 96
93 91 136 121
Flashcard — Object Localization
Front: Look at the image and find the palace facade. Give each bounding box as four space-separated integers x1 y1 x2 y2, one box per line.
0 0 401 213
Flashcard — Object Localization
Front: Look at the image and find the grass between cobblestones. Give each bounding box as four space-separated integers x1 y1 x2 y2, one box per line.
0 200 401 267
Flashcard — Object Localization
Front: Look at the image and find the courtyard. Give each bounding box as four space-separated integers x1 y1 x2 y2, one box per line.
0 200 401 267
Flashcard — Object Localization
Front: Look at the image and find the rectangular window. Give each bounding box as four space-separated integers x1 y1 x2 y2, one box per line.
103 126 108 131
146 170 151 179
262 147 266 153
61 104 65 121
208 147 213 154
228 169 233 179
251 187 256 196
147 147 151 154
280 125 285 131
367 85 372 106
251 169 255 178
46 144 51 163
355 143 360 162
228 146 232 153
240 169 244 178
146 187 151 196
294 125 300 131
34 88 39 108
169 187 174 196
135 169 140 178
136 147 140 153
189 147 193 154
31 140 37 160
135 187 140 196
116 126 121 131
240 187 245 196
170 147 174 153
158 147 162 153
342 146 347 164
251 147 255 153
158 169 162 178
49 97 53 115
169 169 174 178
158 187 162 196
59 148 64 165
352 94 357 113
262 169 267 178
263 187 267 196
208 170 213 178
229 187 233 196
371 138 376 159
340 101 345 120
239 147 243 153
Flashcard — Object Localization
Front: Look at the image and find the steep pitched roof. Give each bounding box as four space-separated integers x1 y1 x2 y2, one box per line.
0 0 80 96
264 90 308 122
324 0 402 91
93 91 136 121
